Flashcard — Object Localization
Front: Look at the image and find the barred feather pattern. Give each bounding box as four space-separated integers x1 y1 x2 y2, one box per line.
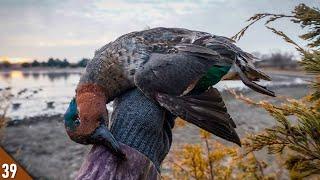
78 27 272 101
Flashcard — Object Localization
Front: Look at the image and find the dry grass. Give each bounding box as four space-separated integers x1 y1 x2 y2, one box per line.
0 89 12 140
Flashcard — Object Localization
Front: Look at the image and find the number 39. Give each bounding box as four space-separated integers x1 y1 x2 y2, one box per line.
1 164 17 178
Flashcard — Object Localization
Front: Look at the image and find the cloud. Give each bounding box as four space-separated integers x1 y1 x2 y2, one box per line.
0 0 318 62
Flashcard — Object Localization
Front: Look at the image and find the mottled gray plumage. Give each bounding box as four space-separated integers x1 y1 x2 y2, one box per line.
78 27 274 146
135 52 221 97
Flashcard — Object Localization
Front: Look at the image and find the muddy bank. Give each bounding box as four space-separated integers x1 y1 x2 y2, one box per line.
1 114 90 179
1 85 308 179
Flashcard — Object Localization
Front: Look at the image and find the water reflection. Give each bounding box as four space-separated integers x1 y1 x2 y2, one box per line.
32 73 40 80
1 72 11 79
0 70 82 82
22 72 30 78
0 69 83 119
47 72 79 82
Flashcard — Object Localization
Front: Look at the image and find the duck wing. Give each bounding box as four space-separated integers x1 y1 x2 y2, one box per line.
134 43 232 97
156 87 240 146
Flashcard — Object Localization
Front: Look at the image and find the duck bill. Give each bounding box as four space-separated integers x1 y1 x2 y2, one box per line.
234 64 275 97
90 124 127 160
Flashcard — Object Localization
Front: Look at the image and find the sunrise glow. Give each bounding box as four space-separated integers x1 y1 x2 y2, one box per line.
0 56 31 64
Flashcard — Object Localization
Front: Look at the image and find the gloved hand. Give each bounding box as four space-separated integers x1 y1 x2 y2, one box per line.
110 88 175 171
76 88 175 180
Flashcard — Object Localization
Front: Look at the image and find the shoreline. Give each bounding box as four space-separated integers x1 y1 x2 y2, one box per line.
0 67 85 74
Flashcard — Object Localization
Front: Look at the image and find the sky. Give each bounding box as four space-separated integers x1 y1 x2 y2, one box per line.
0 0 319 63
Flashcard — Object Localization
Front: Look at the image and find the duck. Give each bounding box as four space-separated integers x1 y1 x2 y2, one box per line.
64 27 275 159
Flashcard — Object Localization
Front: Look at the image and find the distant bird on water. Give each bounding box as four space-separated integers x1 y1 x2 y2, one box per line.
64 27 275 159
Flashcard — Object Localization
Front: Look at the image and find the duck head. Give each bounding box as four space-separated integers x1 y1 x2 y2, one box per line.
64 84 125 159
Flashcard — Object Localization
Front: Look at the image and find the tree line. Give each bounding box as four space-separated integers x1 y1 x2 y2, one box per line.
254 51 299 69
0 58 90 68
1 52 300 70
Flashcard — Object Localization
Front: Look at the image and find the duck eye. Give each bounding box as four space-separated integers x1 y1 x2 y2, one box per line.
73 113 80 127
74 119 80 126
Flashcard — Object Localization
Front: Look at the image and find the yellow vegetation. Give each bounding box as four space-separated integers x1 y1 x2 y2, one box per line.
163 128 276 180
0 89 11 140
231 3 320 179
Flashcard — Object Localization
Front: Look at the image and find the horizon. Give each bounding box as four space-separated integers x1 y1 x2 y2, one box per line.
0 56 89 64
0 0 319 63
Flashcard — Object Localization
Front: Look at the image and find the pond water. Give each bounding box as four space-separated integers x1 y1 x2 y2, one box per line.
0 70 81 120
0 69 308 120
